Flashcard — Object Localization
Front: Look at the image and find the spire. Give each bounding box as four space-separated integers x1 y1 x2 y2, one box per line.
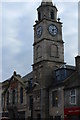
41 0 53 6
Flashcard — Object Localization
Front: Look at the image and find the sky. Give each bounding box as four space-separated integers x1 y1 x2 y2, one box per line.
0 0 79 81
78 1 80 55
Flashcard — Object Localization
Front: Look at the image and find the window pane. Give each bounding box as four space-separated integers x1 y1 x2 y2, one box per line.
70 89 76 104
7 91 9 105
52 91 58 106
71 96 75 104
38 12 41 21
12 89 15 104
51 11 54 19
29 96 33 110
71 90 75 95
20 87 23 104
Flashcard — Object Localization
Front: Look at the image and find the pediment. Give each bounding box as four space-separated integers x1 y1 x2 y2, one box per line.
2 73 26 95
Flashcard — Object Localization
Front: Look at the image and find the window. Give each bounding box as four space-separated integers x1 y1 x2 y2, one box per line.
50 44 58 57
29 78 33 89
60 69 66 80
12 89 15 104
29 96 33 110
36 46 42 59
52 91 58 106
56 69 67 81
70 89 76 104
20 87 23 104
56 70 60 81
38 11 41 21
6 91 9 105
51 10 54 19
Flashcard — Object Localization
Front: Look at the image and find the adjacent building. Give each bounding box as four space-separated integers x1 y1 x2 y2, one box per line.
64 56 80 120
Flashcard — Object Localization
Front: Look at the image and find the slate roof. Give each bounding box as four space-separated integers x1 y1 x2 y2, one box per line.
64 71 80 89
22 71 33 82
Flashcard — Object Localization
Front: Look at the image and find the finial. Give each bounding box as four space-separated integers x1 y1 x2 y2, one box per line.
42 0 52 2
41 0 53 5
57 17 60 22
13 71 16 76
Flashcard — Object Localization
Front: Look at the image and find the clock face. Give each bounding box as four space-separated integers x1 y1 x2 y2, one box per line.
48 24 58 36
36 26 42 38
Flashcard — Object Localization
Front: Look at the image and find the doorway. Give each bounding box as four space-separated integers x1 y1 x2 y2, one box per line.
37 113 41 120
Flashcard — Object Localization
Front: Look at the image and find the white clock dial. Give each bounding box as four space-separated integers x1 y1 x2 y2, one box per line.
48 24 58 36
36 26 42 38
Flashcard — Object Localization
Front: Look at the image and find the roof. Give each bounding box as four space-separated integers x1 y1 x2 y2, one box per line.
22 71 33 82
49 64 80 90
64 71 80 89
55 64 75 71
50 70 80 90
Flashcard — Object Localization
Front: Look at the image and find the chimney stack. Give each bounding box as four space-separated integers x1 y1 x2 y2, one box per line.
75 56 80 74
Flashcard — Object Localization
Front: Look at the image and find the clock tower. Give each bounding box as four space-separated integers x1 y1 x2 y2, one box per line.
32 0 64 118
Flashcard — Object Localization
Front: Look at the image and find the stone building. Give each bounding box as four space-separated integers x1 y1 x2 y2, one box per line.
49 65 75 119
48 56 80 120
1 71 34 119
64 56 80 120
32 0 64 118
0 0 80 120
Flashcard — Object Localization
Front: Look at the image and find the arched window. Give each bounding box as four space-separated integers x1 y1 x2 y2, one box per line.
7 91 9 105
38 11 41 21
51 10 54 19
20 87 23 104
50 44 58 57
12 89 15 104
36 46 42 59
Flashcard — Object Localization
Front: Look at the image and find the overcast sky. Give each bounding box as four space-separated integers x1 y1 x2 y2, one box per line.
78 1 80 55
0 0 79 81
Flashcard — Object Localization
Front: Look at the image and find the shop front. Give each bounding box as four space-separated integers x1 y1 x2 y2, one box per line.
64 107 80 120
